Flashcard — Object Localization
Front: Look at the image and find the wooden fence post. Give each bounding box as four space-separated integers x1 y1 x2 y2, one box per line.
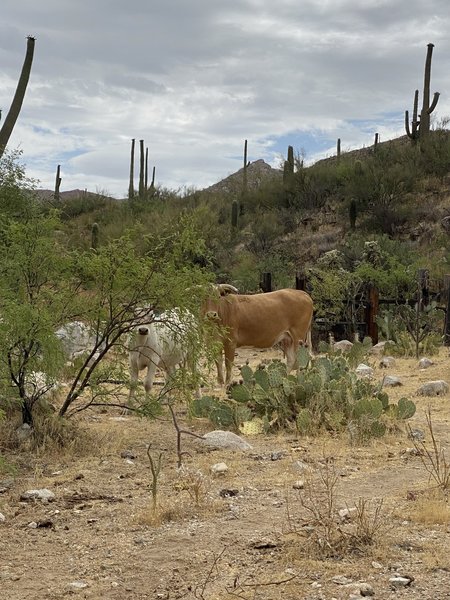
295 273 306 291
365 285 379 344
260 272 272 293
443 274 450 346
417 268 430 308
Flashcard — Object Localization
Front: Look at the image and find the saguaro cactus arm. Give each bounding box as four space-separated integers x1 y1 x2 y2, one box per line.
0 36 35 158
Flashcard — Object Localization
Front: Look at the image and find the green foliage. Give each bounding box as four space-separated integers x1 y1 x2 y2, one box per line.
193 349 416 444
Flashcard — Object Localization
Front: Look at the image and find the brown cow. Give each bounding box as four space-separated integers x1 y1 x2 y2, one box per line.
204 285 313 385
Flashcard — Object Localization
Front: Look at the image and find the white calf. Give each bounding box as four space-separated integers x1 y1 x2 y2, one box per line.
128 311 193 400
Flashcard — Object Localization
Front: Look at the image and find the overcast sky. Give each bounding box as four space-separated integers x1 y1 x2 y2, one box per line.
1 1 450 198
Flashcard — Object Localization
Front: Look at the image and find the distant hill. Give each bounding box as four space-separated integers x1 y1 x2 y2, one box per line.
34 189 118 202
201 159 283 196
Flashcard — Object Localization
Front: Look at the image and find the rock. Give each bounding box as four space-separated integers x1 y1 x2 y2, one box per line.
0 512 5 522
293 460 313 473
416 380 449 396
370 341 388 356
334 340 353 352
382 375 402 387
202 430 252 451
293 479 305 490
418 357 434 369
120 449 137 459
355 363 374 378
0 478 14 493
16 423 33 442
389 575 413 589
270 451 286 461
408 428 425 441
20 488 55 502
332 575 353 585
379 356 396 368
56 321 98 361
210 462 228 475
339 507 357 522
358 582 375 596
371 560 383 569
68 581 89 590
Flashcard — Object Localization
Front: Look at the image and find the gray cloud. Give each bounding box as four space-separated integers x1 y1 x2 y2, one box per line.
1 0 450 197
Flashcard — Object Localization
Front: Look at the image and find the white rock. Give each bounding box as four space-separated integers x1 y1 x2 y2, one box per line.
418 357 434 369
68 581 89 590
416 380 449 397
210 462 228 475
332 575 353 585
379 356 396 368
370 341 388 356
334 340 353 352
0 513 5 522
202 431 252 451
355 363 374 378
382 375 402 387
389 576 412 589
338 507 357 522
21 488 55 502
293 479 305 489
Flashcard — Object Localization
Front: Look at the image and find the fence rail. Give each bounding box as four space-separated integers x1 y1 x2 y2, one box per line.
258 269 450 346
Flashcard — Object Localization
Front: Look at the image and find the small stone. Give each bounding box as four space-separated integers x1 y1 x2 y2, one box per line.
359 582 375 596
334 340 353 352
418 357 434 369
293 479 305 490
416 380 449 396
332 575 353 585
370 341 388 356
389 576 413 589
20 488 55 502
355 363 374 378
371 560 383 569
210 462 228 475
382 375 402 387
408 428 425 441
28 521 38 528
68 581 89 589
379 356 396 368
339 507 357 522
0 513 5 522
270 451 285 461
120 449 136 459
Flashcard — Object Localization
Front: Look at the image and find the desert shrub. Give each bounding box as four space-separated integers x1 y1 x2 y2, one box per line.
192 348 416 443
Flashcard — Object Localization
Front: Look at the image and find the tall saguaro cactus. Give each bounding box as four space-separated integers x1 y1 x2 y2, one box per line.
0 36 36 159
138 139 145 199
128 138 135 200
405 43 440 142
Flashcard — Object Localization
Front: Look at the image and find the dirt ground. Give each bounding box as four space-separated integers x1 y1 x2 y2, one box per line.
2 346 450 600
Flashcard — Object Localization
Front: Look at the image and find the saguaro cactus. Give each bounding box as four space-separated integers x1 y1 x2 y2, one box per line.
54 164 61 201
0 36 36 159
405 43 440 142
283 145 295 193
128 138 135 200
138 139 145 199
91 223 99 250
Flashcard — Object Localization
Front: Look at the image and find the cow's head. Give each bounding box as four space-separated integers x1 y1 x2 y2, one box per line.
201 284 239 320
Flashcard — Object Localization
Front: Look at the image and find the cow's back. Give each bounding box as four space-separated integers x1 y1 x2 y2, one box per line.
220 289 313 348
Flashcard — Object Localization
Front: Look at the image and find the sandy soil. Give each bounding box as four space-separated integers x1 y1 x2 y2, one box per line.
2 346 450 600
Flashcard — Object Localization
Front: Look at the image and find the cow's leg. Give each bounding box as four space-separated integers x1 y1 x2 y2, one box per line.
216 349 225 385
128 355 139 403
224 343 236 386
284 335 299 373
143 358 158 395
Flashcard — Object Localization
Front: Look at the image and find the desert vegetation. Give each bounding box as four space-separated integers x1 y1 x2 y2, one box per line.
2 108 450 597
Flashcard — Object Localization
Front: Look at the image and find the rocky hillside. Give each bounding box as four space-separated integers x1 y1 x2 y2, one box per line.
201 159 282 196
